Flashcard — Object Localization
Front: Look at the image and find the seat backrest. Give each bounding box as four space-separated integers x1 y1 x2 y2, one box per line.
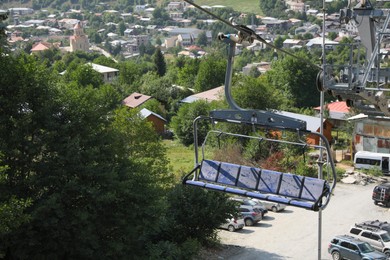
199 159 326 202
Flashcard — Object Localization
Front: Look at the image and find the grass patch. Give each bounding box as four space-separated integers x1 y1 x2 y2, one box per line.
164 139 195 180
193 0 262 15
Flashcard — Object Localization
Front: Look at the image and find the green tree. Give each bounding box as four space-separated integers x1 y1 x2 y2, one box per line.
140 98 167 119
248 66 261 78
177 58 200 88
194 55 226 92
0 11 9 52
153 47 166 77
274 35 284 49
170 100 213 146
118 60 144 87
139 72 188 110
93 55 118 68
161 185 237 244
259 0 286 17
328 32 338 41
196 31 208 47
264 52 320 108
63 63 104 88
89 31 103 44
231 75 285 110
117 21 126 36
0 52 173 258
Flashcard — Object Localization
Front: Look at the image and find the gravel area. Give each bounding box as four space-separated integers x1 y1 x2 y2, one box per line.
212 181 390 260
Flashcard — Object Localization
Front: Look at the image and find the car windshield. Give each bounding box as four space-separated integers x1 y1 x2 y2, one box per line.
358 242 375 253
245 200 257 206
381 233 390 242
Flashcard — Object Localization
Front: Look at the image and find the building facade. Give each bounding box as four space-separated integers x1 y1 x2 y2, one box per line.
351 116 390 154
70 22 89 52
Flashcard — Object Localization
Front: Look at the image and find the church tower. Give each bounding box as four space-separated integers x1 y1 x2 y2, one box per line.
70 21 89 52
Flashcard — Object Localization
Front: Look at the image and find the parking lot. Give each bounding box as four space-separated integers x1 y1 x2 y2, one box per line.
217 182 390 259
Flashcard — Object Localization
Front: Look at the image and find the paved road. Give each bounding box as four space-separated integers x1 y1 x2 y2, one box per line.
218 182 390 260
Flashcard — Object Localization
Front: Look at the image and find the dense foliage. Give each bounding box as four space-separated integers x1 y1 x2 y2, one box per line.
264 51 327 108
0 51 237 259
258 0 286 18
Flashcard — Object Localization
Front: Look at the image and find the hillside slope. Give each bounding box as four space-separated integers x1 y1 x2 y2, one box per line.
1 0 262 14
192 0 262 14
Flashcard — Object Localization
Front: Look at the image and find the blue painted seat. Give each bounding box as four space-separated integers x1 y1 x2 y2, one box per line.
183 159 330 211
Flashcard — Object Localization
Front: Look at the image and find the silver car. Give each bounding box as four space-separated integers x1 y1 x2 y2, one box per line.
252 199 286 212
219 217 245 232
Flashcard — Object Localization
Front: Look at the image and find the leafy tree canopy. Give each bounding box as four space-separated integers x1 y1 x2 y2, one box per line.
264 51 322 108
0 52 173 259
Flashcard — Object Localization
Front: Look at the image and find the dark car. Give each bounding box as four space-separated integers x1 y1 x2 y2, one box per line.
328 235 387 260
238 207 262 226
372 183 390 207
230 197 268 217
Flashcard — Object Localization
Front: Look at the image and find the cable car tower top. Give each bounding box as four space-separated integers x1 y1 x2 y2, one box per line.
318 0 390 117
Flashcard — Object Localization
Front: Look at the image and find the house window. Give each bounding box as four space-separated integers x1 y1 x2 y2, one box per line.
378 139 390 149
374 125 383 136
363 124 374 135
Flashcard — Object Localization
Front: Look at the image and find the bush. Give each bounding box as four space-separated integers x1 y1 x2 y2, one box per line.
162 185 237 243
146 239 201 260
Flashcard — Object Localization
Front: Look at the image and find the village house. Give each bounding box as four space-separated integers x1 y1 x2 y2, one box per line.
8 7 34 16
295 24 321 35
314 101 350 128
180 86 224 103
286 1 306 13
167 1 187 12
89 63 119 83
349 114 390 154
122 92 152 108
306 37 338 50
139 108 167 134
275 111 333 145
283 39 303 48
242 62 271 75
30 41 56 53
57 18 80 29
168 28 212 46
122 93 167 135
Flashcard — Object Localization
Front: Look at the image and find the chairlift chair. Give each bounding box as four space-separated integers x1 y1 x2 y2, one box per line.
182 37 336 212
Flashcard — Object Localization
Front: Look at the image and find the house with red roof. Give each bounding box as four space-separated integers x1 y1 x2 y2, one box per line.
30 42 54 53
122 93 167 135
314 101 350 128
122 92 152 108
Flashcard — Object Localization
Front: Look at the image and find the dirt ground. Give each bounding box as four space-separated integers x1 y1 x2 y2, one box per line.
198 179 390 260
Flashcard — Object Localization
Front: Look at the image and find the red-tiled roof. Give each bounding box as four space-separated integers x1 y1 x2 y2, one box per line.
31 42 52 52
314 101 350 113
122 92 152 108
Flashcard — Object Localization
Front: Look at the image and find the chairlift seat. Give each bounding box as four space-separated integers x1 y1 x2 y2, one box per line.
183 159 330 211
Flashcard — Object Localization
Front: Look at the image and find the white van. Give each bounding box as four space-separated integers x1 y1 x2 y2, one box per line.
354 151 390 174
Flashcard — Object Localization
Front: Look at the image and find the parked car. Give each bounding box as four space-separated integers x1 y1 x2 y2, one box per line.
251 198 286 212
328 234 387 260
355 220 390 234
238 207 262 226
349 226 390 256
372 183 390 207
219 217 245 232
229 197 268 217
